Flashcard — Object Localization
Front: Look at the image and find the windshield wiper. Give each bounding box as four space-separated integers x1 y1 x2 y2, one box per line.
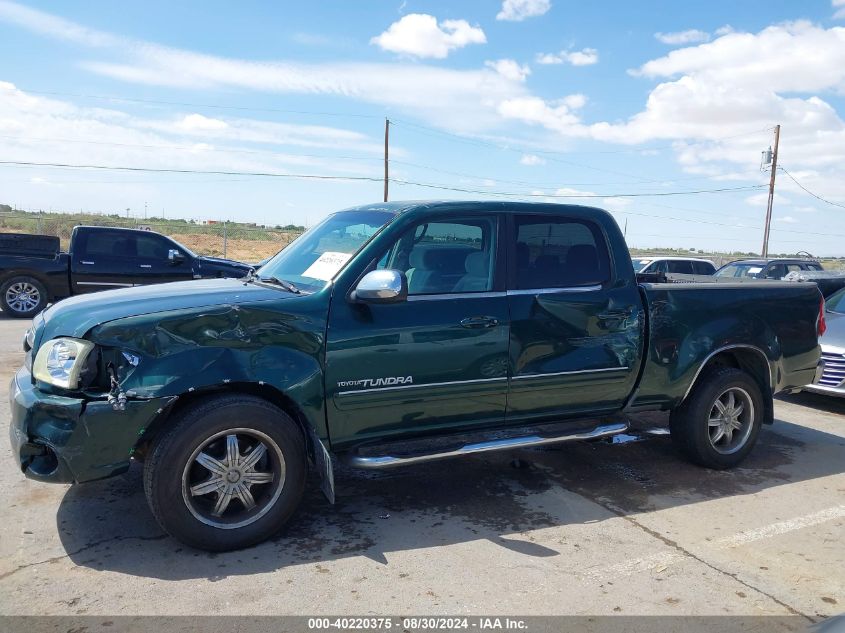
259 275 302 294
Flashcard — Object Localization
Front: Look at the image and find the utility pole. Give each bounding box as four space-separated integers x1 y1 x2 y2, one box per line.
761 124 781 258
383 118 390 202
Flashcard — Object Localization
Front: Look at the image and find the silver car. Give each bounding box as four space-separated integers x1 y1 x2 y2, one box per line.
804 286 845 397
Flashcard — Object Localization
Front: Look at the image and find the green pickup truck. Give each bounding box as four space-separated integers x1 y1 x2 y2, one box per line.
9 201 824 551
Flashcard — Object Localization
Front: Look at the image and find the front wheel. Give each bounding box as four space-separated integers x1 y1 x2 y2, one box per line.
1 276 48 318
670 367 764 469
143 395 307 551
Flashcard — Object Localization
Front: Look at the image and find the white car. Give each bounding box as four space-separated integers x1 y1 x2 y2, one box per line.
631 256 716 275
804 287 845 398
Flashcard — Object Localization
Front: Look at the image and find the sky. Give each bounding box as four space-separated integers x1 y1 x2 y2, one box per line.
0 0 844 255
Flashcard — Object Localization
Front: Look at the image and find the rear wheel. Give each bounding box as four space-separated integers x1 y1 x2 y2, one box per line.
143 394 307 551
670 367 764 469
1 276 48 318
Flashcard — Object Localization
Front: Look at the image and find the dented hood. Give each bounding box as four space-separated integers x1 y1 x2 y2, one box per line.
37 278 291 342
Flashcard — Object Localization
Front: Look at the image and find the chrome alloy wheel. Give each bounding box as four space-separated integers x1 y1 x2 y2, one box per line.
707 387 754 455
5 281 40 314
181 428 285 529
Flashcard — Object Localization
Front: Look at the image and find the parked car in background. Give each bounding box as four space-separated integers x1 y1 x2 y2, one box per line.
803 287 845 397
715 258 823 280
631 256 716 275
0 227 252 318
713 258 845 298
10 201 823 550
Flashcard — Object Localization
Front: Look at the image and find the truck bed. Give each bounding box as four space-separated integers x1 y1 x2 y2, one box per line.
631 280 822 411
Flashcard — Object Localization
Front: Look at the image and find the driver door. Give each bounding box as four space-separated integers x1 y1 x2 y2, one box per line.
324 214 509 449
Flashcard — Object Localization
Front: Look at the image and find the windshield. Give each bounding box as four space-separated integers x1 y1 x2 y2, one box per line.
256 209 395 292
631 258 653 272
827 287 845 314
715 263 765 278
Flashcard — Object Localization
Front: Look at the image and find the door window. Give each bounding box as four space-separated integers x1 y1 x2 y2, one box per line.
693 261 715 274
78 230 137 258
135 234 172 261
378 218 497 295
766 264 788 279
513 217 609 289
667 260 694 274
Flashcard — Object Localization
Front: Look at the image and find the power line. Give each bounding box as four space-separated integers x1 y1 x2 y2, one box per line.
0 160 383 183
390 177 765 199
0 134 382 163
3 159 839 238
9 87 383 119
390 158 764 190
0 160 763 198
391 118 772 157
779 167 845 210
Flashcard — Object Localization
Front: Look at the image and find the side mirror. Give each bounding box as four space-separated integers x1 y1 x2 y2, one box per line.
352 270 407 303
168 249 185 264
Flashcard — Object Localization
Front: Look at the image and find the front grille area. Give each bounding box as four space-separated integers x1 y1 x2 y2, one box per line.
818 351 845 387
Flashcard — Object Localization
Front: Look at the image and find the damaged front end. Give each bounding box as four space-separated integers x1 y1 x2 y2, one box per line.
9 363 176 483
10 278 329 488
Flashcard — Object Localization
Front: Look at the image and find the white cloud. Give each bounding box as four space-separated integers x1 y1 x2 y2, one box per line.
835 0 845 19
535 48 599 66
370 13 486 59
745 192 791 207
0 82 384 175
496 0 551 22
177 114 228 131
0 3 527 134
520 154 545 165
0 0 118 47
485 59 531 82
654 29 710 45
497 95 587 136
715 25 734 36
775 215 798 223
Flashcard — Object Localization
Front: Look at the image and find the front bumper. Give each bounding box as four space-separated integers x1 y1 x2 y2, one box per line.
9 367 175 483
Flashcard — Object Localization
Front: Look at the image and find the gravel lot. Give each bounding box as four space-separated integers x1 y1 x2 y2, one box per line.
0 311 842 620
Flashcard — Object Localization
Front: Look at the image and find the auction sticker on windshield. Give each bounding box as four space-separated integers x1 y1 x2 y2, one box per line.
303 252 352 281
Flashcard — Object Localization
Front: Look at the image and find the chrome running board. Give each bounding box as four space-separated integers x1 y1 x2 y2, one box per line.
347 421 629 469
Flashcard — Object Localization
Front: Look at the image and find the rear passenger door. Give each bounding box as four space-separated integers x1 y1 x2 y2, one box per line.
69 229 139 294
506 214 643 422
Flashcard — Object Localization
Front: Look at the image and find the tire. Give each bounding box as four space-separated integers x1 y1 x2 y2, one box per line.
143 394 307 551
670 367 764 469
1 276 49 318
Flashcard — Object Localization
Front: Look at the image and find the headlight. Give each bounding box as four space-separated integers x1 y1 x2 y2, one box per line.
32 337 96 389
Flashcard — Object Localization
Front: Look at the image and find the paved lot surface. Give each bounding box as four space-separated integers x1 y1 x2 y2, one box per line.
0 312 843 619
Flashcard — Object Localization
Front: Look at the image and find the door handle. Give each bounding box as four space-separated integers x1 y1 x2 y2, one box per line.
460 316 499 329
139 264 152 269
80 261 95 265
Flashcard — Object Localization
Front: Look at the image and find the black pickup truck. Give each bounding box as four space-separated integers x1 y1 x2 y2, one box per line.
0 226 251 317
